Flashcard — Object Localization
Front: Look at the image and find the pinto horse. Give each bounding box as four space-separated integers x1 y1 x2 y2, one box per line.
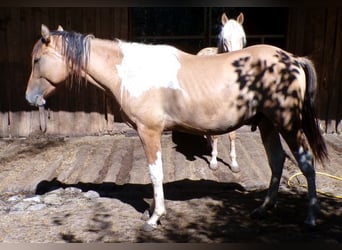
26 24 328 231
197 12 246 172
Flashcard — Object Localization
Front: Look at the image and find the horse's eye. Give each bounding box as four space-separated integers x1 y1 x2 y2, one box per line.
33 58 40 64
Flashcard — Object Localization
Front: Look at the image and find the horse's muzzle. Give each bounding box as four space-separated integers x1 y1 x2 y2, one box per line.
26 93 46 107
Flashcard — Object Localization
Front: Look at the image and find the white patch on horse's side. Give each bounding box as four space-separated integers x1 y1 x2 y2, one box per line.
116 41 185 100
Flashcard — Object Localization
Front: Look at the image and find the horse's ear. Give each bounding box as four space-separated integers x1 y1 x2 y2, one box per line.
57 25 64 31
237 12 244 25
221 13 229 25
41 24 50 44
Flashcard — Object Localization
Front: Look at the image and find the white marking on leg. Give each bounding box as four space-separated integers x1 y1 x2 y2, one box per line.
229 138 238 168
298 146 313 165
228 132 239 172
147 151 165 227
297 146 318 226
209 136 218 170
116 41 187 100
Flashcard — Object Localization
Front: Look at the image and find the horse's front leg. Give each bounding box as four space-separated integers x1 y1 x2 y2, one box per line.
207 135 219 170
137 125 165 231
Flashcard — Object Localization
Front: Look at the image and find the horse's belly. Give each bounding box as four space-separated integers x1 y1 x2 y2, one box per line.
200 115 245 133
162 84 256 133
165 107 249 135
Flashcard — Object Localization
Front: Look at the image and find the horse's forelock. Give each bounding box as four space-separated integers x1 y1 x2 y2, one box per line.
222 20 245 37
218 19 246 53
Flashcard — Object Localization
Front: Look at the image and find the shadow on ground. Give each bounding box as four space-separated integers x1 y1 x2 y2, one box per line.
35 178 342 243
171 131 231 167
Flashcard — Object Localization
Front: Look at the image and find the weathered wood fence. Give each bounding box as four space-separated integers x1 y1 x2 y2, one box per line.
287 8 342 133
0 7 341 137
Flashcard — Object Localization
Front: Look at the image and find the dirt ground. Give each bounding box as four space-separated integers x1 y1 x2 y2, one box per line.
0 123 341 243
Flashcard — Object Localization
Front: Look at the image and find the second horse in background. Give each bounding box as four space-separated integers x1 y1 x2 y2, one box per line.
197 12 246 172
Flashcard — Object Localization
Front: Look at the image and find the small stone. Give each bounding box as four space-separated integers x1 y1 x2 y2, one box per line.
83 190 100 199
49 188 65 195
43 193 63 206
11 202 30 212
23 196 42 203
64 187 82 194
7 195 22 202
0 200 9 212
27 204 47 211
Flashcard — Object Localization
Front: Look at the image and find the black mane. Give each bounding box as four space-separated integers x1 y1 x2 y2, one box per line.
217 32 226 54
33 30 94 83
54 30 94 82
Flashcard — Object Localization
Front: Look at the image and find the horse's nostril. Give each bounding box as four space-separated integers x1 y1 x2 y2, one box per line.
35 95 46 106
25 93 46 107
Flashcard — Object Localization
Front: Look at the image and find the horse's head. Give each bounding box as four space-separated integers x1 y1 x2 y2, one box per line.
25 24 68 106
25 24 92 107
218 12 246 53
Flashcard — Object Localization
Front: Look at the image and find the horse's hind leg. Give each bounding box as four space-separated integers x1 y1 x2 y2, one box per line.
252 118 286 218
280 129 319 226
207 133 240 173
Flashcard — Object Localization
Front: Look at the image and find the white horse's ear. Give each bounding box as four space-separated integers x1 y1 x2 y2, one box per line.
221 13 229 25
41 24 50 44
237 12 244 25
57 25 64 31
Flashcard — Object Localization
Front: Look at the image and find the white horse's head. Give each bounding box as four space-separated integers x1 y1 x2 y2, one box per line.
218 12 246 53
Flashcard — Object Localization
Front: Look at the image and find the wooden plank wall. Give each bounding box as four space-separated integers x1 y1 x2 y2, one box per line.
287 8 342 134
0 8 129 137
1 7 341 137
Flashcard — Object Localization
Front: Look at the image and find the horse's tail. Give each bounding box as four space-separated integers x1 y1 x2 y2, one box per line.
299 57 328 163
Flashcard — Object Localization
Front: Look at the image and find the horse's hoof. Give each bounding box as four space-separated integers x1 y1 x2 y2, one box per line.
304 202 319 227
230 165 240 173
141 210 150 221
141 222 157 232
304 217 316 228
209 162 218 170
250 207 266 219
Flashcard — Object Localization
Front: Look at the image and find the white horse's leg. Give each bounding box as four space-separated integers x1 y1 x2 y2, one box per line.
281 130 319 226
208 135 219 170
137 125 165 231
208 133 240 172
228 131 240 172
251 119 285 218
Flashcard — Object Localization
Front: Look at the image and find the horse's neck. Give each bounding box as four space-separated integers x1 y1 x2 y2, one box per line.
85 38 123 99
